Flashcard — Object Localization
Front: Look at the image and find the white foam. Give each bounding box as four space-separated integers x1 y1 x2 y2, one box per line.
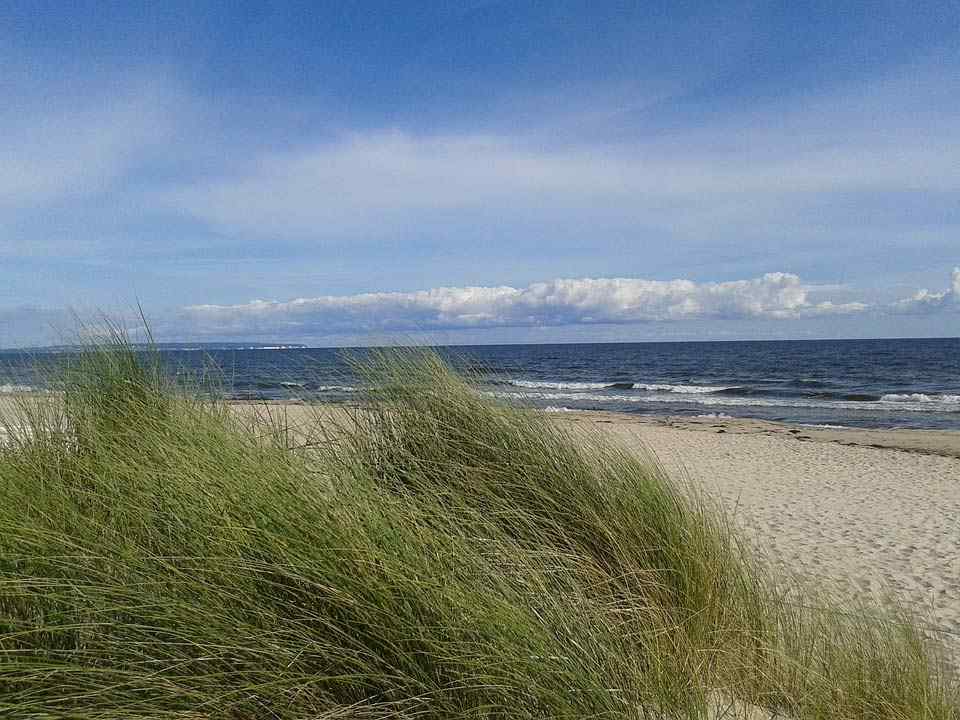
511 379 734 394
881 393 960 405
277 383 357 392
696 412 734 419
543 405 575 413
0 384 33 394
634 383 734 394
512 380 613 390
488 389 960 414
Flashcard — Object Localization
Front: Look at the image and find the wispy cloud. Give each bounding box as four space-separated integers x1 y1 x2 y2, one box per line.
160 122 960 242
177 272 867 338
1 11 958 348
0 79 174 211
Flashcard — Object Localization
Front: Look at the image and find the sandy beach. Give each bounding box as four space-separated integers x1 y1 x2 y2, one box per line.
555 411 960 657
223 400 960 648
4 394 959 658
8 6 959 712
228 402 960 655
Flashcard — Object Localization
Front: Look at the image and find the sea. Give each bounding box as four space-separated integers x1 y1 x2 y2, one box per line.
2 338 959 431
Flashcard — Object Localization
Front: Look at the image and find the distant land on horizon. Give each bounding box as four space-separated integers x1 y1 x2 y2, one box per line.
1 342 310 354
3 336 959 354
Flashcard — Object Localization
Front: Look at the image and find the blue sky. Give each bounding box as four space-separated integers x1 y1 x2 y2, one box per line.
1 0 958 347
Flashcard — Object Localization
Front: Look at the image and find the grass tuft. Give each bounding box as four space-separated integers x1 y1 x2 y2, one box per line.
0 341 955 718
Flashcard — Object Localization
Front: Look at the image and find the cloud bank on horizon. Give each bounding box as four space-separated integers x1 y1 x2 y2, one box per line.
175 269 959 340
1 1 959 347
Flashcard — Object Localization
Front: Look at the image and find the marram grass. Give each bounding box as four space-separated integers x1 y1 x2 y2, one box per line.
0 340 955 718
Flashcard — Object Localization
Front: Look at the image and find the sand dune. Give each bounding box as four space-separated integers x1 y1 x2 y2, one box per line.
5 394 959 661
224 400 960 649
561 411 960 658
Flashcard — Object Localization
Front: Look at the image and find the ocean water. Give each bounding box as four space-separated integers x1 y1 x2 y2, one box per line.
2 338 958 430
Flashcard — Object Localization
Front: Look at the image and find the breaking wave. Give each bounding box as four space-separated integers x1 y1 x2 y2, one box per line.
491 388 960 414
511 380 617 390
510 379 734 394
0 384 33 394
506 379 960 412
251 381 358 393
881 393 960 405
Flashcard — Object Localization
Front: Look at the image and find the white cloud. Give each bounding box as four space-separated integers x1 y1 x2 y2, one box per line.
892 267 960 314
150 53 960 247
178 272 868 337
159 107 960 241
161 132 626 237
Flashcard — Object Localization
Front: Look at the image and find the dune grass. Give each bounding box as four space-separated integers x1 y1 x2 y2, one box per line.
0 339 955 718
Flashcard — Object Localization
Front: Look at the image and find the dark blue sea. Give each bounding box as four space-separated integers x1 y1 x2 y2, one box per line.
2 338 959 431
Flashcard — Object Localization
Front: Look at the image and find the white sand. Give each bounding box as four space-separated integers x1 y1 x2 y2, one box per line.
560 412 960 656
222 400 960 646
5 394 959 660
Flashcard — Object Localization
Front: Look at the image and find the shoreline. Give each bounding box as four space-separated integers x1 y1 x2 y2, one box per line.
4 392 960 458
224 399 960 650
554 409 960 459
4 393 960 659
551 407 960 657
223 398 960 459
225 399 960 651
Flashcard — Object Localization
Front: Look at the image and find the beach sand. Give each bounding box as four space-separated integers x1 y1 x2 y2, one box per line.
222 401 960 650
4 394 959 659
558 411 960 657
228 402 960 655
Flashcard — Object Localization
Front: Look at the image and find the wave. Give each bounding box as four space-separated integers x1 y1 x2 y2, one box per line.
511 380 615 390
252 381 358 393
881 393 960 405
0 384 33 394
785 378 832 388
487 389 960 414
712 386 882 402
510 379 733 394
317 385 359 393
634 383 733 394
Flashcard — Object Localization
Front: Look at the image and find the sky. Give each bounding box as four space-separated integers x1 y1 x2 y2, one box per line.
1 0 958 348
